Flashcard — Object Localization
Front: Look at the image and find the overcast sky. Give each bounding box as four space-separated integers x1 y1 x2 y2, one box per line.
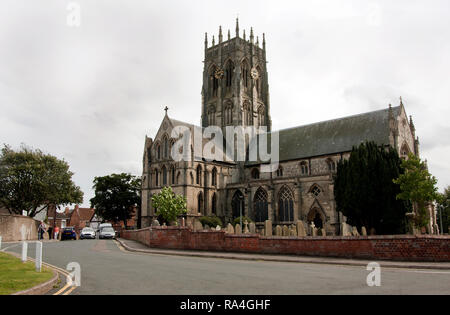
1 0 449 207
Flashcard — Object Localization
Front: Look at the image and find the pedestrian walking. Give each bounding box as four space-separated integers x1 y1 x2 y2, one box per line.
38 221 45 240
54 226 60 240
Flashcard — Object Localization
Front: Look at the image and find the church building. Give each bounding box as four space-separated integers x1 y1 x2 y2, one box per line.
139 20 420 235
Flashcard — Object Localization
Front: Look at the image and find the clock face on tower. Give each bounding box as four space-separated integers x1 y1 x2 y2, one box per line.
214 67 224 79
251 67 259 79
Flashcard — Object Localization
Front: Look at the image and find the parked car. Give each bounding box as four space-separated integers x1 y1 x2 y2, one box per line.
99 227 116 239
61 227 77 241
80 227 96 239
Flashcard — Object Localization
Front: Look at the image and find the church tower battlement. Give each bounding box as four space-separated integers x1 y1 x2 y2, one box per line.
201 19 272 134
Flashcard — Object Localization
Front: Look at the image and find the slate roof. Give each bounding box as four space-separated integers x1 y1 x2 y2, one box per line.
250 106 400 163
167 106 400 164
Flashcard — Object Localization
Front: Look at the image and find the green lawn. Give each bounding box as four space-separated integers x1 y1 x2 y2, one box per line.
0 252 54 295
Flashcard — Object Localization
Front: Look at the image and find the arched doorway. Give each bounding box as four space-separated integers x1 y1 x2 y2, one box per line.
231 190 244 219
307 207 324 229
278 186 294 222
253 187 268 222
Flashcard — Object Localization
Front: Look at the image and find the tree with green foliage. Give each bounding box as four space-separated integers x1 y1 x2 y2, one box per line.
334 141 409 234
436 186 450 234
151 186 187 225
90 173 141 229
0 144 83 217
393 153 440 230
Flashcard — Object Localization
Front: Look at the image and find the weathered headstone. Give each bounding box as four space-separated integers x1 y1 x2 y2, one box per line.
319 228 326 236
289 225 297 236
244 220 250 234
297 221 306 237
352 226 360 236
181 218 185 227
152 219 160 227
275 225 282 236
249 222 256 234
204 224 210 230
282 225 289 236
226 223 234 234
265 220 272 237
361 226 367 236
194 220 203 231
235 224 242 235
215 225 221 231
341 222 352 236
312 227 318 237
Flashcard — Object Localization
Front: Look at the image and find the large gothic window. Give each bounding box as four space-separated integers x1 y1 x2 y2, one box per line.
211 167 217 186
208 106 216 126
210 67 219 98
197 192 204 215
170 166 175 185
258 105 265 126
196 165 202 185
162 166 167 186
211 193 217 215
253 187 268 222
225 60 233 90
244 102 252 126
241 61 250 90
231 190 244 219
224 103 233 125
278 186 294 222
163 136 169 159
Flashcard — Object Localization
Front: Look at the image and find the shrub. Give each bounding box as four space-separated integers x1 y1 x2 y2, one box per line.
199 216 223 228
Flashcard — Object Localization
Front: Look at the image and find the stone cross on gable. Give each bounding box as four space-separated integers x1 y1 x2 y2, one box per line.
164 106 169 115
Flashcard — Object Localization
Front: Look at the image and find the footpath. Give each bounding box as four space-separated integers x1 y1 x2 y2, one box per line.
116 238 450 270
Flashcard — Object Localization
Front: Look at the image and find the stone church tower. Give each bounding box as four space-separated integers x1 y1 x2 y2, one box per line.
201 19 272 134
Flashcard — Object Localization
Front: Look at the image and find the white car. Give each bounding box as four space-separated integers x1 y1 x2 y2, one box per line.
80 227 96 239
99 227 116 239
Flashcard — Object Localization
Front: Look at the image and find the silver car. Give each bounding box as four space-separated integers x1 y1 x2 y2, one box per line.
80 227 96 239
99 227 116 239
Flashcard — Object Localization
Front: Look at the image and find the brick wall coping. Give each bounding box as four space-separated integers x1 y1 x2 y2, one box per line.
128 226 450 240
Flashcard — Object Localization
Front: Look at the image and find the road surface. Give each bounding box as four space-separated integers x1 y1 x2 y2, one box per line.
4 239 450 295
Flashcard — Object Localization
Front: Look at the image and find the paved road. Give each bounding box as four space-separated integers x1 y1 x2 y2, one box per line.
4 239 450 295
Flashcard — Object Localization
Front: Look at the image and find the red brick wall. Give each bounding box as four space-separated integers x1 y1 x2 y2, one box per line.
121 227 450 262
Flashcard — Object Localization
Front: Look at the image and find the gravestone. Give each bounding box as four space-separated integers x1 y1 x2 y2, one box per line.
312 227 318 237
352 226 360 236
289 225 297 236
265 220 272 237
275 225 282 236
194 220 203 231
152 219 160 227
215 225 221 231
282 225 289 237
204 224 210 230
361 226 367 236
226 223 234 234
249 222 256 234
297 221 306 237
244 220 250 234
235 224 242 235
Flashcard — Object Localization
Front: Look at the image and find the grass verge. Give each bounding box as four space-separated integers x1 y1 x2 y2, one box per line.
0 252 53 295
